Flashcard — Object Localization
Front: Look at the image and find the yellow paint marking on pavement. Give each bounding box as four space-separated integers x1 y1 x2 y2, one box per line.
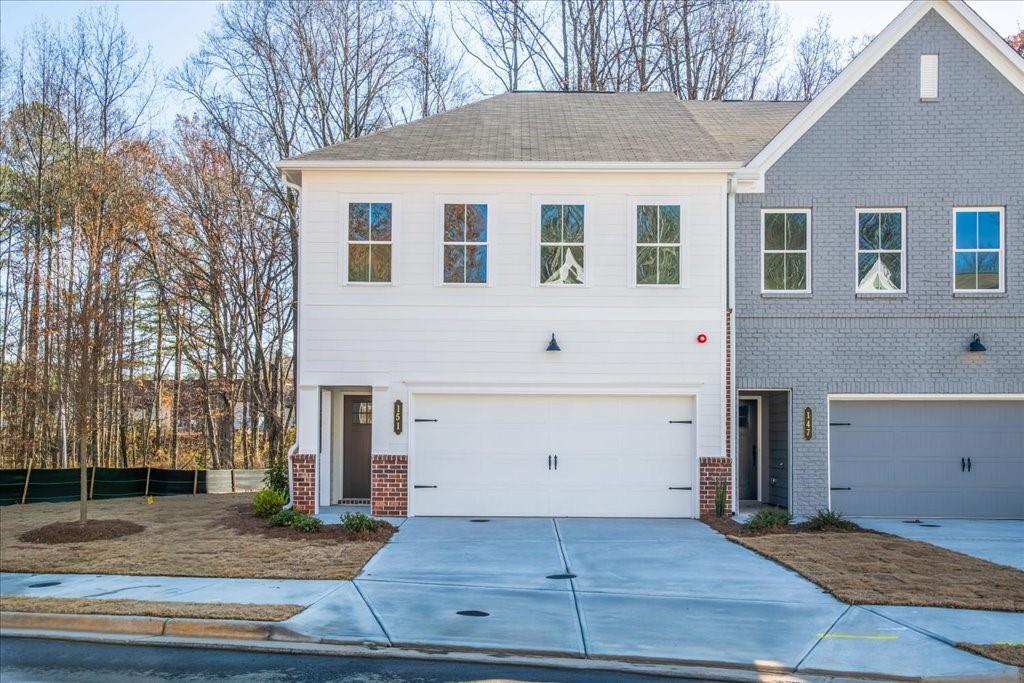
817 633 899 641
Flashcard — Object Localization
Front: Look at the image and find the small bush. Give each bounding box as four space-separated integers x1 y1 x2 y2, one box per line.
264 458 289 497
805 509 857 531
714 479 728 517
341 511 382 533
252 488 286 518
269 508 322 533
747 507 792 530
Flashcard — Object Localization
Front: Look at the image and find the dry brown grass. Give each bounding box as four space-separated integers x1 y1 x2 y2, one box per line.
0 494 385 579
734 532 1024 612
957 643 1024 667
0 595 302 621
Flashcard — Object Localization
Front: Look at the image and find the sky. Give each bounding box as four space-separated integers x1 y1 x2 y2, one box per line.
1 0 1022 129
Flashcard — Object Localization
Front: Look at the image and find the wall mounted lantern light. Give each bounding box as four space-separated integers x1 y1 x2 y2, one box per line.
968 333 986 353
546 333 561 352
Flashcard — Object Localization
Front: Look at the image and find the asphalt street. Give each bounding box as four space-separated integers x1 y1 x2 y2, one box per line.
0 637 701 682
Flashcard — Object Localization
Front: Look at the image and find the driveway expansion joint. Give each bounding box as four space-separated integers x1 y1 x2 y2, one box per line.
552 518 589 658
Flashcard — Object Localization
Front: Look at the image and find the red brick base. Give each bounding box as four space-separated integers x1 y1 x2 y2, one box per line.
371 454 408 517
699 456 733 517
290 453 317 514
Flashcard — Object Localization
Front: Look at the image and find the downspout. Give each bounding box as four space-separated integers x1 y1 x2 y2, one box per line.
726 176 738 515
280 168 302 511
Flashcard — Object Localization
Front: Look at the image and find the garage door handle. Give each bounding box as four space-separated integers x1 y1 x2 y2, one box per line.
830 487 852 491
967 457 972 472
413 485 437 489
548 455 552 470
668 486 691 491
961 457 966 472
554 455 558 470
669 420 692 424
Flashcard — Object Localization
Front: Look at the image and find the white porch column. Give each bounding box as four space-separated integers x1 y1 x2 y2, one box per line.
319 389 332 507
295 385 320 454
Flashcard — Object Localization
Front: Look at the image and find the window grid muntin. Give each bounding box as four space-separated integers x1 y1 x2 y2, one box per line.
954 208 1004 292
762 210 810 292
635 204 681 286
348 202 392 284
540 204 584 285
855 209 905 293
443 203 488 284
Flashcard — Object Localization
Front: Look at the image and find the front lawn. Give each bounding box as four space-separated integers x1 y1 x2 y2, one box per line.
0 595 302 621
704 517 1024 612
0 493 391 580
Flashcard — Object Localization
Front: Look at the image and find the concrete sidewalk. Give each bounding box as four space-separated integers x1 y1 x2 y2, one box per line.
3 517 1022 681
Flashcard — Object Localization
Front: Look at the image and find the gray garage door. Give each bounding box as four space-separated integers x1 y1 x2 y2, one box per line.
830 400 1024 518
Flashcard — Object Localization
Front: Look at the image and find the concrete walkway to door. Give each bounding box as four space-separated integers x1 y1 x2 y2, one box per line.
293 517 1019 680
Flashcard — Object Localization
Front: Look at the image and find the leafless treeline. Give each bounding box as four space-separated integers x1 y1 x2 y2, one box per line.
2 0 866 471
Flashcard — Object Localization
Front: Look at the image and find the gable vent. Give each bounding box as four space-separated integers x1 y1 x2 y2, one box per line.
920 54 939 100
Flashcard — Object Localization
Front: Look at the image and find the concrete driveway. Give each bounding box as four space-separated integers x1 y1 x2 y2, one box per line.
851 518 1024 570
288 517 1018 679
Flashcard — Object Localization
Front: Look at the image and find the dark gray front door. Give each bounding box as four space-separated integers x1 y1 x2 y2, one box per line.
767 392 789 508
830 400 1024 518
343 396 372 499
738 400 758 500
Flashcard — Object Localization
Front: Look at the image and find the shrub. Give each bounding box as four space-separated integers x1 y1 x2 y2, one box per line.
252 487 286 518
747 507 793 530
341 511 382 533
270 508 322 533
805 509 858 531
264 457 289 497
714 479 728 517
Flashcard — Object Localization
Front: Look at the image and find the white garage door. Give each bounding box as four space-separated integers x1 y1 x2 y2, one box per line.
411 394 695 517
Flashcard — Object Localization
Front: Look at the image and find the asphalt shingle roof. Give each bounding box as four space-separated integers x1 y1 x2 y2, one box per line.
285 92 806 165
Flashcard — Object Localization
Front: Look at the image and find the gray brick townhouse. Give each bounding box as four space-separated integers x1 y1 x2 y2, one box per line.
731 0 1024 519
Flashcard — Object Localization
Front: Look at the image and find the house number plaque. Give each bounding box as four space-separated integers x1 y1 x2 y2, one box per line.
393 400 403 435
803 407 813 440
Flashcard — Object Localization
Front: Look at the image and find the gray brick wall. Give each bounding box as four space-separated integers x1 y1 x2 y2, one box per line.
735 10 1024 516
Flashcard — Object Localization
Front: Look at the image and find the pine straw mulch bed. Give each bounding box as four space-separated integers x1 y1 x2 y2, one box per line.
956 643 1024 667
701 516 1024 612
0 595 303 622
1 493 394 580
19 520 145 544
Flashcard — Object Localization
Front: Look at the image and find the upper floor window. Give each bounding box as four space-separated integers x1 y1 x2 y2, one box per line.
954 208 1004 292
762 210 809 292
443 203 488 284
348 202 392 283
635 204 680 285
540 204 584 285
856 209 905 293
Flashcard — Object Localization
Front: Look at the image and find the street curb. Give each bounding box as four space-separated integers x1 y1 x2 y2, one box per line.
2 613 1021 683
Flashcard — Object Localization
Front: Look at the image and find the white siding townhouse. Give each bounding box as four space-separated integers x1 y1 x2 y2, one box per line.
278 0 1023 520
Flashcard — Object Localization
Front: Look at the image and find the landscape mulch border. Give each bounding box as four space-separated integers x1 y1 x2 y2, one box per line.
18 520 145 544
217 504 396 543
956 643 1024 667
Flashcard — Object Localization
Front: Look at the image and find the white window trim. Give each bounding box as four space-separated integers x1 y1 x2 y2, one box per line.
435 196 493 287
626 197 687 288
760 209 812 294
952 206 1005 293
532 196 590 288
854 207 907 294
340 195 399 287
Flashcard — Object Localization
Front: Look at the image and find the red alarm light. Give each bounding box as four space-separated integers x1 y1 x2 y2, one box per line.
696 333 708 344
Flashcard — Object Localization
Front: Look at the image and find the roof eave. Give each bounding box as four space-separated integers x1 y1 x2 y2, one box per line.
275 159 744 173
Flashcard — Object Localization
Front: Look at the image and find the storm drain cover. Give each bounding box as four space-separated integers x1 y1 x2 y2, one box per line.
28 581 61 588
469 519 490 523
456 610 489 617
919 524 941 528
902 520 922 524
546 573 577 580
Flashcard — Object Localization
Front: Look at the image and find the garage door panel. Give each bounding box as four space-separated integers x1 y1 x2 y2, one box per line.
830 400 1024 519
412 393 694 518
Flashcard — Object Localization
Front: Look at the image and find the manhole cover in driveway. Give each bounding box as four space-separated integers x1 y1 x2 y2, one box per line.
27 581 61 588
469 519 490 523
546 573 577 580
902 520 922 524
456 610 489 617
919 524 941 528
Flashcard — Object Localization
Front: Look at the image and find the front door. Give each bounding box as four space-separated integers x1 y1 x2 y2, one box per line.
343 396 372 499
738 399 758 500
